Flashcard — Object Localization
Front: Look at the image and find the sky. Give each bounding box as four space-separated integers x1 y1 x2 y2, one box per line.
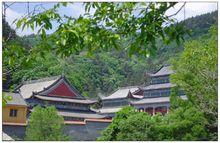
4 2 218 36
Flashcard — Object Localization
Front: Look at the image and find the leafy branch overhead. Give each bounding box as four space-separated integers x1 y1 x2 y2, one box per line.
15 2 187 57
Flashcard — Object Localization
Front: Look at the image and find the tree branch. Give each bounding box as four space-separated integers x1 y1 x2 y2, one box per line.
167 2 186 18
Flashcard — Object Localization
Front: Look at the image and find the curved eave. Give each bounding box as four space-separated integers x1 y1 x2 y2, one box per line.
57 111 106 119
148 73 173 77
131 95 187 105
101 93 143 100
34 95 97 104
6 104 27 107
130 97 170 105
98 107 123 114
143 83 176 91
131 100 170 105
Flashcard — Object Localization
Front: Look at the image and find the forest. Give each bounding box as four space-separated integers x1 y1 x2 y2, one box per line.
3 10 217 98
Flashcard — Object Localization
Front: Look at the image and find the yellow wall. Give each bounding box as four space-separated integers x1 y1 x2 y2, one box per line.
3 105 27 124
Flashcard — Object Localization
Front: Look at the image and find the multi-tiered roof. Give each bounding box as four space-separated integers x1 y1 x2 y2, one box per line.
131 65 187 106
147 65 174 77
17 76 96 104
98 86 143 115
16 75 105 120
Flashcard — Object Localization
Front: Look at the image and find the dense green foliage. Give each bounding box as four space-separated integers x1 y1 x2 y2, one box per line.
11 51 148 97
98 106 208 141
5 11 217 98
25 106 69 141
15 2 186 58
146 10 217 70
98 25 218 141
171 26 218 140
182 11 217 38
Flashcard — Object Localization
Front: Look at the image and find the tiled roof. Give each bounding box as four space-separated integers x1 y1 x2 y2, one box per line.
18 75 85 100
36 76 85 99
57 110 105 119
149 65 174 77
142 83 176 90
34 95 96 104
101 86 140 100
131 95 187 105
18 76 59 99
4 92 27 106
98 107 123 114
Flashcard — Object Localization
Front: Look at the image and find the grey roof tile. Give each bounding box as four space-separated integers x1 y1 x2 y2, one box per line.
149 65 174 77
57 110 105 119
101 86 139 100
98 107 123 114
143 83 176 90
34 95 96 104
131 95 187 105
19 77 59 99
4 92 27 106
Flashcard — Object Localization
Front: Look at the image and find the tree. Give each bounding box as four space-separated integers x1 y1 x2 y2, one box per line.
156 103 208 141
98 105 208 141
97 106 155 141
170 25 217 140
25 106 69 141
15 2 187 59
2 92 12 107
5 11 217 99
115 113 153 140
2 19 27 105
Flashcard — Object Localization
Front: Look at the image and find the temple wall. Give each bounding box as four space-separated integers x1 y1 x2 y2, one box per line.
64 121 110 140
3 125 26 140
3 121 110 141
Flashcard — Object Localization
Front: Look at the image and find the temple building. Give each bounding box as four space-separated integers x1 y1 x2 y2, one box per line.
98 86 143 117
131 65 186 115
15 76 105 121
99 65 187 116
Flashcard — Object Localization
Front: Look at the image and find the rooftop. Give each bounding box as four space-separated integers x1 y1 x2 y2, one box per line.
34 95 96 104
142 83 176 90
131 95 187 105
4 92 27 106
101 86 140 100
98 107 123 114
57 110 106 119
17 75 85 100
148 65 174 77
18 76 59 99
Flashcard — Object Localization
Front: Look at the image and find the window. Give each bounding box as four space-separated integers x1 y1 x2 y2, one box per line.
144 92 150 97
9 109 17 117
151 76 170 84
144 89 171 98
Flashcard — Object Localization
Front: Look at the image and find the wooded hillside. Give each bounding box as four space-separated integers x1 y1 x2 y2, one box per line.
3 10 217 98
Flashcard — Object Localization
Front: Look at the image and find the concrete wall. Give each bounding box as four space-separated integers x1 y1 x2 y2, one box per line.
2 121 110 141
64 121 110 141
